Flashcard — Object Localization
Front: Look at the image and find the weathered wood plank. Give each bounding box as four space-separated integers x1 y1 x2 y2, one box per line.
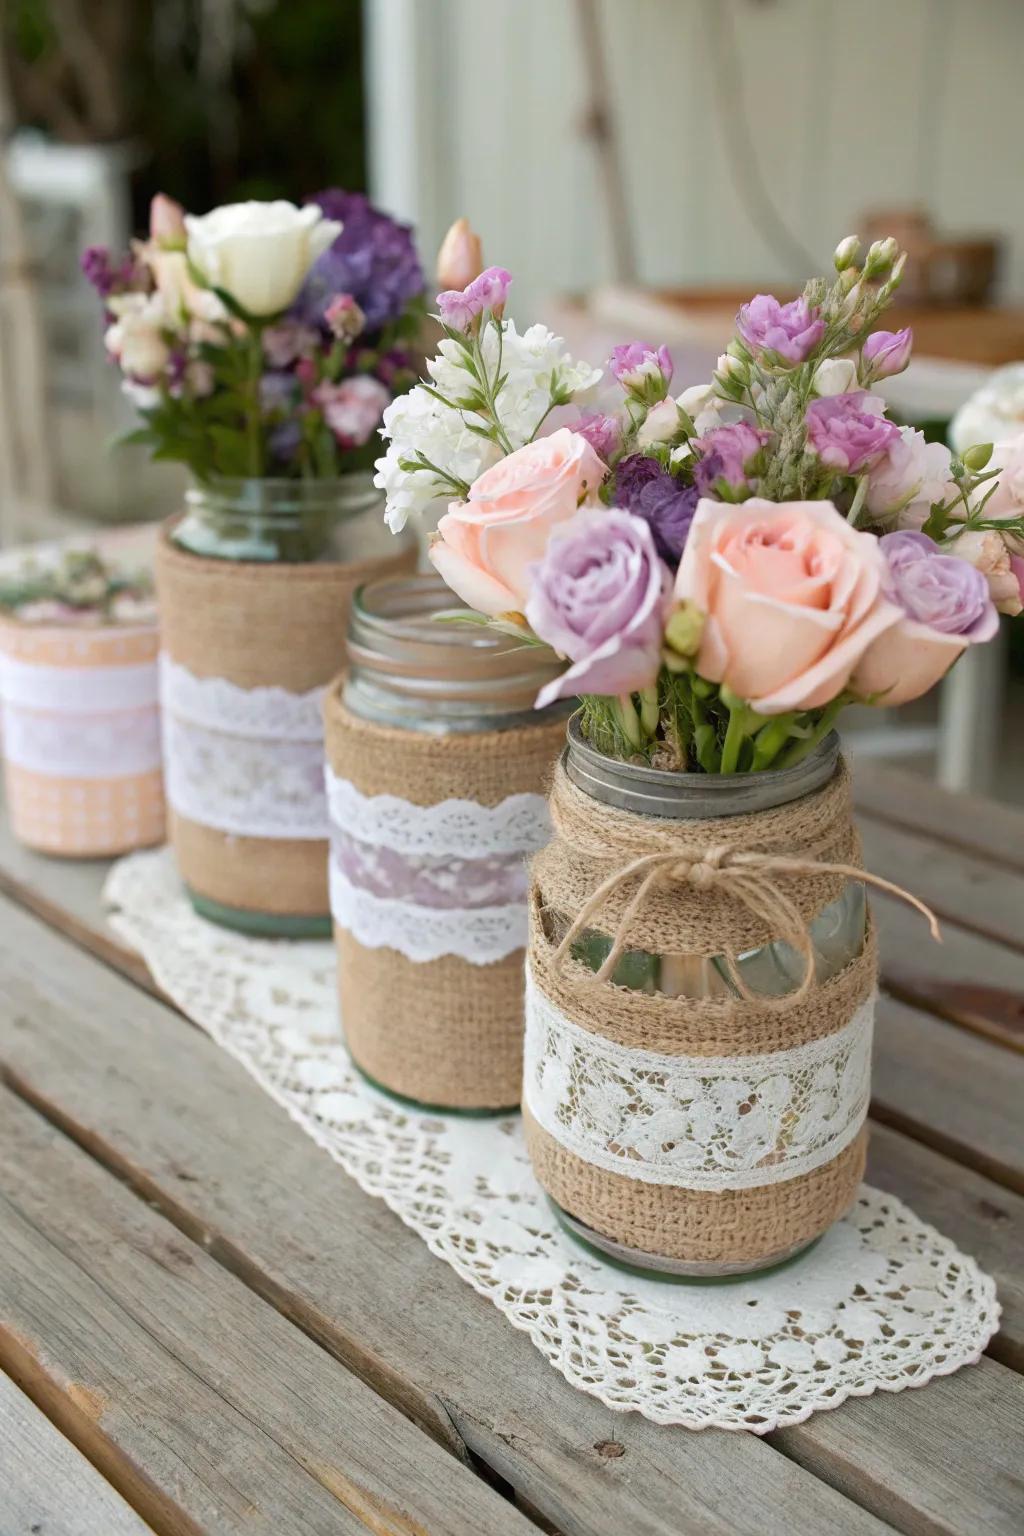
0 1086 536 1536
0 1371 153 1536
873 995 1024 1192
866 1123 1024 1372
0 892 891 1536
772 1358 1024 1536
853 760 1024 874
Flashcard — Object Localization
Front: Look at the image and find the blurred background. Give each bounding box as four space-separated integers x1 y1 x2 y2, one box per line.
1 0 1021 796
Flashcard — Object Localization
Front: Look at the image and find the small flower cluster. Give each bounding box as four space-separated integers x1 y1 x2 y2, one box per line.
83 192 425 482
0 548 155 627
379 229 1021 773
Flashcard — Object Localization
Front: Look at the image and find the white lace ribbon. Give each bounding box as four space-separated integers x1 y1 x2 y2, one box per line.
326 767 550 964
160 656 329 840
0 652 161 778
523 970 873 1191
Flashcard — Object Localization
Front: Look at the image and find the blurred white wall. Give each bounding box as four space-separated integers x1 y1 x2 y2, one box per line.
366 0 1024 315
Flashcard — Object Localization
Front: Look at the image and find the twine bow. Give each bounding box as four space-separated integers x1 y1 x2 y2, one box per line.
552 844 941 1002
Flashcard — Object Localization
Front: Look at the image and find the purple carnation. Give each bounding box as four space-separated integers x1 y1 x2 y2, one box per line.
615 454 696 563
736 294 825 365
293 190 424 332
880 531 998 639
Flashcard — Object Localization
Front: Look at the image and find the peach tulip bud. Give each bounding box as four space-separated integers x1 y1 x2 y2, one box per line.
150 194 187 249
436 217 484 292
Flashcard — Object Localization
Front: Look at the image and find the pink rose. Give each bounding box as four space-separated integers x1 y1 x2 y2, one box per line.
673 497 900 714
428 426 608 616
314 375 391 447
953 529 1023 616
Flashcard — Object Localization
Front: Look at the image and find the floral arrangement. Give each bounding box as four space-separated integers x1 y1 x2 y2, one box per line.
83 192 425 481
378 229 1023 773
0 548 155 627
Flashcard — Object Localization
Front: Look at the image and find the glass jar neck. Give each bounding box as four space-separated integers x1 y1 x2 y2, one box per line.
564 714 841 817
173 474 384 563
343 573 571 734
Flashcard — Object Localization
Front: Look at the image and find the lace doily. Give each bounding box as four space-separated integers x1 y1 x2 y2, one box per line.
105 848 1000 1435
524 972 873 1190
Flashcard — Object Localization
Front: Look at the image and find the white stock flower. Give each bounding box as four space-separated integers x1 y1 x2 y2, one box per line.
105 293 171 380
374 387 502 532
185 200 340 317
865 426 955 523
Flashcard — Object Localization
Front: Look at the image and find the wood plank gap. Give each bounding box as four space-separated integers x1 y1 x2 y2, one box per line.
868 1097 1023 1197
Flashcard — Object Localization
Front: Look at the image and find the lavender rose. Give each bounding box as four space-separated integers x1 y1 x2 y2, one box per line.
736 294 824 365
615 454 697 562
805 391 900 474
526 510 670 707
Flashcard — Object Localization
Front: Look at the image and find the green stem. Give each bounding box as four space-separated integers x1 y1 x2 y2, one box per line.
775 695 848 769
719 697 749 775
639 685 660 739
615 694 643 751
247 326 264 477
751 713 798 772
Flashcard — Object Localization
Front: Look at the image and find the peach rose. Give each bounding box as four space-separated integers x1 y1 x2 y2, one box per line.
673 497 900 713
428 427 608 615
954 528 1023 616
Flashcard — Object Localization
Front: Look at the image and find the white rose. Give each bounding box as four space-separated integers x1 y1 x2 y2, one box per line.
185 200 341 317
637 397 681 447
866 426 955 522
950 363 1024 455
812 358 858 396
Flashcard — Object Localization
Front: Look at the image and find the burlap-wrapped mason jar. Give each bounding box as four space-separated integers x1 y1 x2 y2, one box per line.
156 476 416 936
323 573 569 1111
0 612 164 857
524 718 879 1277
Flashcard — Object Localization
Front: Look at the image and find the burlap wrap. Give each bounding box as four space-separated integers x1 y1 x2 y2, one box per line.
155 519 415 918
324 687 566 1109
526 754 876 1266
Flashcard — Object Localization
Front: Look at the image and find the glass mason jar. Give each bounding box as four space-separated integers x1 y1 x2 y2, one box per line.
536 715 868 1280
325 572 571 1113
172 474 396 565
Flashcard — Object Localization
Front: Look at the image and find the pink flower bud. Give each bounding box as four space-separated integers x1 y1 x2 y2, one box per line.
436 217 484 292
324 292 365 343
150 194 186 249
862 327 913 380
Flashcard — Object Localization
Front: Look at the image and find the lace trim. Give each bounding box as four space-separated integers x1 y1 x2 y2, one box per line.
104 847 1001 1436
523 971 873 1191
163 715 328 840
325 770 551 857
160 654 325 741
0 654 158 712
329 863 526 964
2 704 162 778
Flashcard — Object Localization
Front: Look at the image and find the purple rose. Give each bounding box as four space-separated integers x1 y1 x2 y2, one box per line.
693 422 770 494
608 342 673 401
615 454 696 563
293 190 424 332
571 410 623 463
437 266 512 331
862 327 913 381
736 294 825 365
880 531 997 638
526 510 670 706
805 391 901 474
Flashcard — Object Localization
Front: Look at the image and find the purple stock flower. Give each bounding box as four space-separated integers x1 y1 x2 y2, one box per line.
608 342 673 400
81 245 143 302
805 391 901 474
880 531 998 639
615 454 696 563
736 294 825 365
293 190 424 332
693 422 770 495
862 327 913 380
526 509 670 707
571 410 623 463
437 266 512 331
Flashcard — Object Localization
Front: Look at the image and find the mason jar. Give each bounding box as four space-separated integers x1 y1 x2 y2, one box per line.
156 474 417 937
323 572 571 1111
524 716 875 1279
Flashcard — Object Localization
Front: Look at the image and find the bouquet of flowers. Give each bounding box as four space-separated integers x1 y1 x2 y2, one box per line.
0 548 155 627
84 192 425 481
378 231 1023 773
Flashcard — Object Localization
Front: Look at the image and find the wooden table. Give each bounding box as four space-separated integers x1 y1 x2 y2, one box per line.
0 761 1021 1536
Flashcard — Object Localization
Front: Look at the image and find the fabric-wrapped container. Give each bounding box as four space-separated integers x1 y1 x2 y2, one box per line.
0 616 164 856
156 513 416 936
324 573 569 1111
524 720 877 1277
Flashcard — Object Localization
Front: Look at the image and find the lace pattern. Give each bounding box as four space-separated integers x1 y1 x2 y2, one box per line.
160 655 324 740
325 769 551 855
523 972 873 1190
104 848 1000 1435
329 863 527 964
2 706 162 778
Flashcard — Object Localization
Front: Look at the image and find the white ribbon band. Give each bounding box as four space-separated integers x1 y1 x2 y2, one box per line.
1 704 162 778
0 654 158 713
523 969 874 1191
329 862 527 965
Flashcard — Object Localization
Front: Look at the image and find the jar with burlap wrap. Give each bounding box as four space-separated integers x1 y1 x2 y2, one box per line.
156 476 416 936
323 573 570 1111
524 718 936 1278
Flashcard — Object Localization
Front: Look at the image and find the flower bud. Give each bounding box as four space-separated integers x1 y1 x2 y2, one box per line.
962 441 993 471
834 234 860 271
664 601 704 658
862 326 912 380
325 292 365 343
863 237 898 279
637 397 682 447
812 357 858 396
436 217 484 292
150 193 186 250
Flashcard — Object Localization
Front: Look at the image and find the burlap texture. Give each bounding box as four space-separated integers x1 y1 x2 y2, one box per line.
326 696 567 1108
323 685 568 807
524 1106 867 1265
156 519 415 917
